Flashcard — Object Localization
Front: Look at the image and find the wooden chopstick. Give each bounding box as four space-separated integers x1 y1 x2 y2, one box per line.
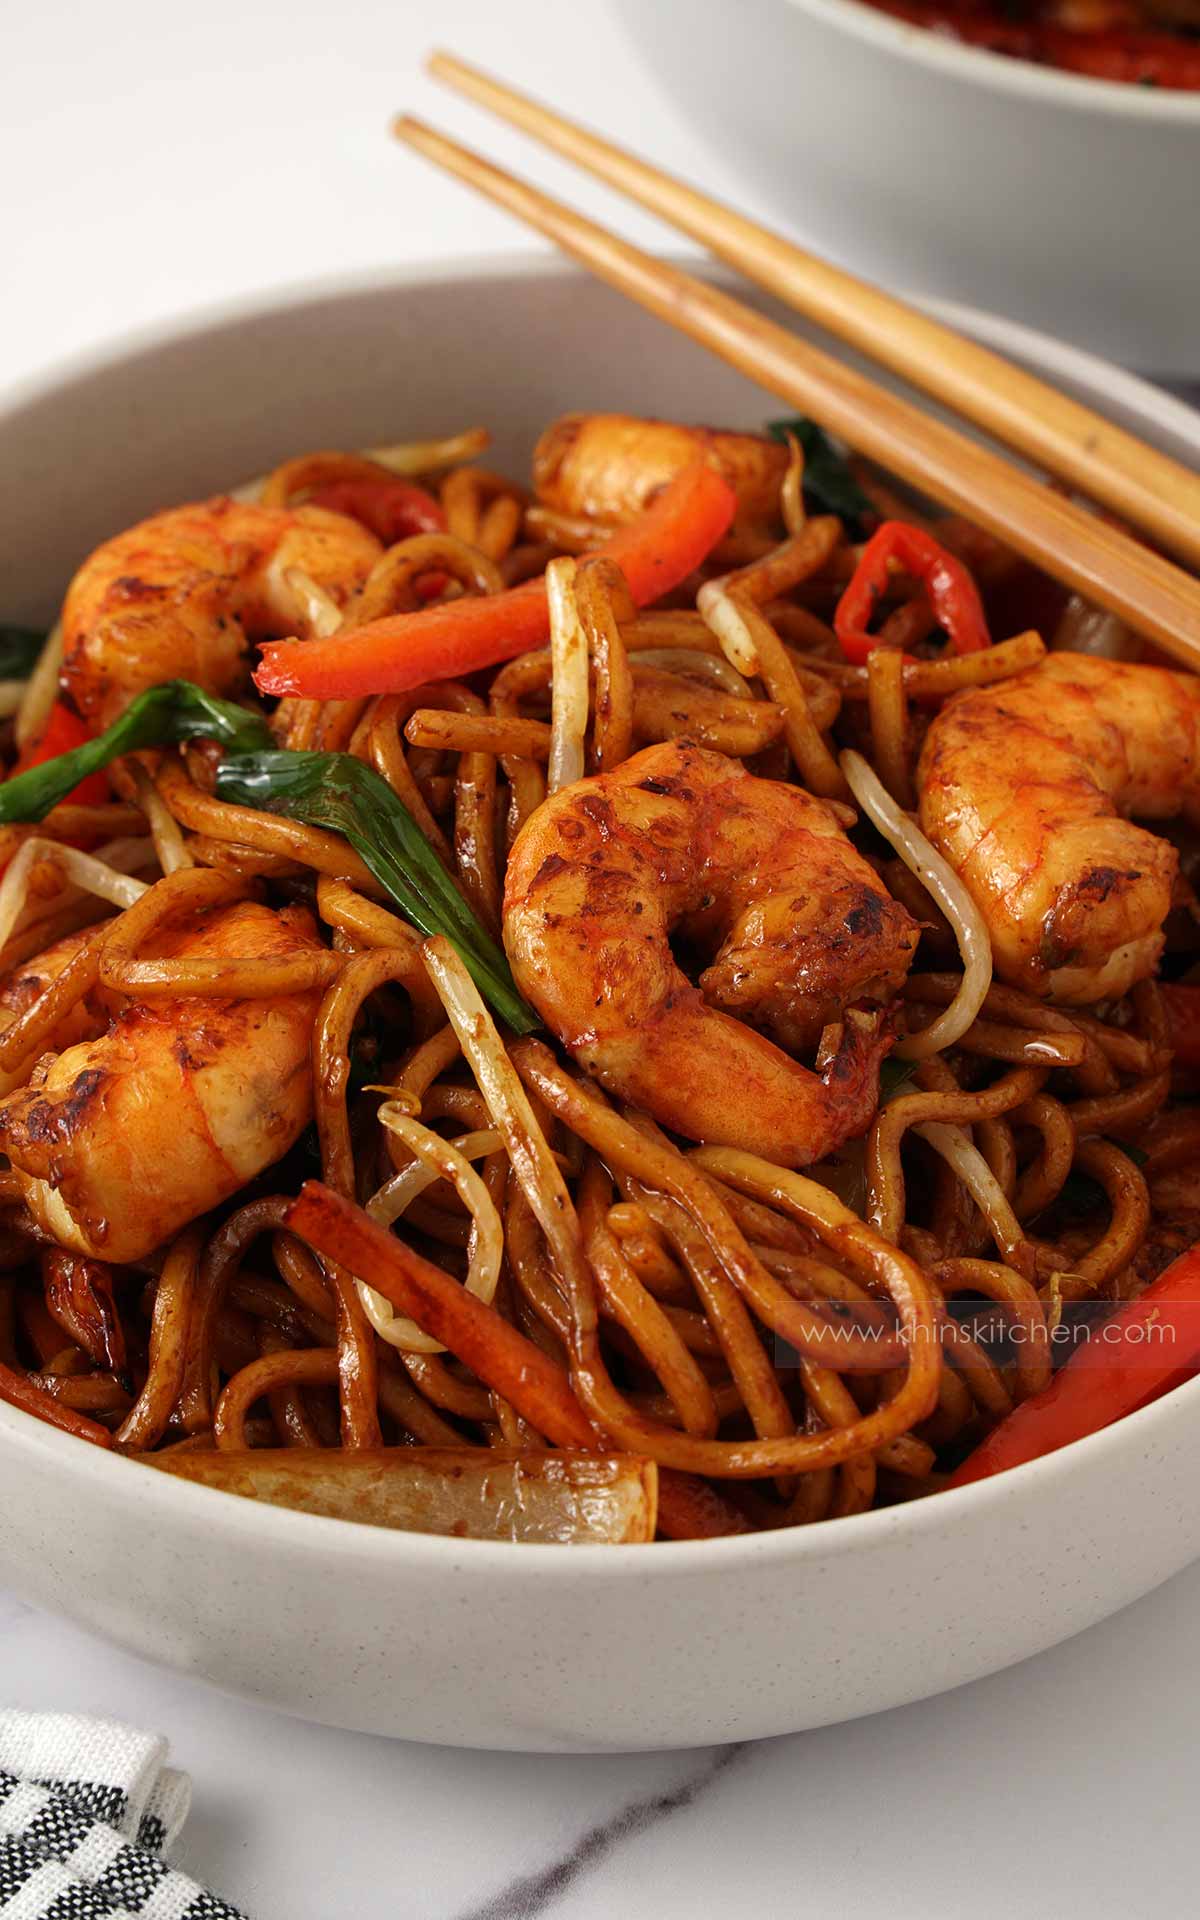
427 50 1200 575
393 114 1200 669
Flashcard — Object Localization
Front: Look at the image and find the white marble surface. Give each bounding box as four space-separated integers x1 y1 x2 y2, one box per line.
3 0 725 385
5 2 1200 1915
3 1566 1200 1919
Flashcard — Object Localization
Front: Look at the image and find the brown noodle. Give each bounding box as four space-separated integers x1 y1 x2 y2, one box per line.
2 429 1196 1540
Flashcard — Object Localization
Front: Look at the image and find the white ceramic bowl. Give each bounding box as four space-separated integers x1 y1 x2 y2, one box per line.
612 0 1200 375
3 259 1200 1752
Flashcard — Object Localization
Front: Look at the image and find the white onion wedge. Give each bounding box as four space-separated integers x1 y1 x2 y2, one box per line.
137 1448 658 1544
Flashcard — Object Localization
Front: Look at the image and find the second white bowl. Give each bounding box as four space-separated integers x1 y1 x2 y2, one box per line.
613 0 1200 375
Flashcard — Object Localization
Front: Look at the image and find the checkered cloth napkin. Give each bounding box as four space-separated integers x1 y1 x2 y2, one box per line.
0 1712 246 1918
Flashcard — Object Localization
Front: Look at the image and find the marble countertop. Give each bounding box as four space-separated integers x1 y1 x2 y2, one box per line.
4 1567 1200 1919
5 2 1199 1913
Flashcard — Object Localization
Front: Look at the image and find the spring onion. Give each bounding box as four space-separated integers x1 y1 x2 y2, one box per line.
215 750 536 1032
0 681 272 825
0 627 46 682
0 677 532 1030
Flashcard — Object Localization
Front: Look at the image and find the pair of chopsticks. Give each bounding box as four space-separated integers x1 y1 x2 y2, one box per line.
394 52 1200 668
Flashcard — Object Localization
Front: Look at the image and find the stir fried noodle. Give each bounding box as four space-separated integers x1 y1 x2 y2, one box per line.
1 412 1197 1542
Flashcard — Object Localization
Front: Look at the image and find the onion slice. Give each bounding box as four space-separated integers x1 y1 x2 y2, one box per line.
696 578 759 677
138 1447 657 1544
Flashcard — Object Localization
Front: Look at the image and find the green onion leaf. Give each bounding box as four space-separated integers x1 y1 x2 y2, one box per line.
0 626 47 682
766 417 874 534
0 672 535 1032
0 681 272 826
216 749 537 1034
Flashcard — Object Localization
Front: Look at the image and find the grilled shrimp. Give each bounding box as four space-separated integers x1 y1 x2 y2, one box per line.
0 900 322 1262
532 413 788 531
919 652 1200 1003
0 929 108 1097
60 498 382 727
504 741 919 1165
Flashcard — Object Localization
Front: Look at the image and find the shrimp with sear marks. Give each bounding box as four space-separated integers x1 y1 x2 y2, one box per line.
918 652 1200 1003
0 928 109 1096
60 497 382 727
503 740 919 1166
0 899 323 1263
532 412 788 533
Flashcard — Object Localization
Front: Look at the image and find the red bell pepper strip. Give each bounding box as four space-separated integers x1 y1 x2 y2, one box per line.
835 520 991 665
254 461 738 700
287 1180 600 1448
308 477 446 543
0 1358 114 1447
285 1180 748 1538
1160 983 1200 1071
12 701 109 807
949 1243 1200 1487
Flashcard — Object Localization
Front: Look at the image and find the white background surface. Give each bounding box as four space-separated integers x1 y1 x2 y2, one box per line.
5 0 722 385
4 3 1199 1915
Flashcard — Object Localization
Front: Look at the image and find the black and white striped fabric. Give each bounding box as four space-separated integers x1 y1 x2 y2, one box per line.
0 1712 246 1919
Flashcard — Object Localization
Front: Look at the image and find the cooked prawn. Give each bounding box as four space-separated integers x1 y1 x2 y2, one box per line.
0 899 322 1262
60 498 382 727
532 413 787 532
0 927 108 1096
918 652 1200 1003
503 740 919 1165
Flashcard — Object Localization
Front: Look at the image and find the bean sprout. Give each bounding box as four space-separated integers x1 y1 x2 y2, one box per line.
15 622 63 750
915 1121 1027 1269
360 1110 503 1354
0 837 152 955
421 935 581 1297
547 556 589 793
841 747 991 1060
128 764 193 875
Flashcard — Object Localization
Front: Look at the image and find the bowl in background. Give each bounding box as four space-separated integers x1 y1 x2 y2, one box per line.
612 0 1200 375
3 258 1200 1750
